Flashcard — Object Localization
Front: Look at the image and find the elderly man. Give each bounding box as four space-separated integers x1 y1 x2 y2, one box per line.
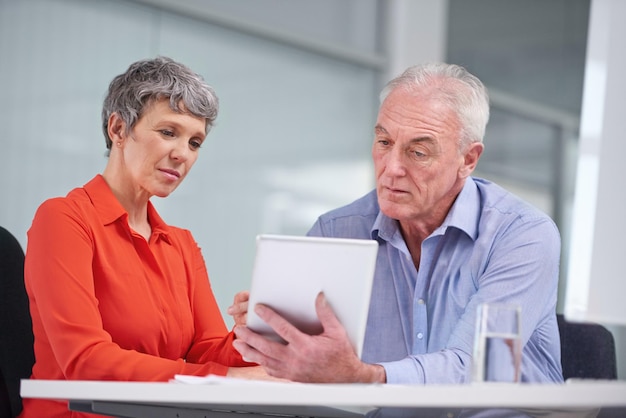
232 63 563 385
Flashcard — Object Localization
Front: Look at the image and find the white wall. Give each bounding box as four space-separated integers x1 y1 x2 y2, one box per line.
0 0 380 322
4 0 619 379
565 0 626 378
1 0 453 326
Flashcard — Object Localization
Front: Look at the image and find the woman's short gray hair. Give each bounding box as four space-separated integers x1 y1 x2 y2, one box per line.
380 63 490 150
102 56 219 152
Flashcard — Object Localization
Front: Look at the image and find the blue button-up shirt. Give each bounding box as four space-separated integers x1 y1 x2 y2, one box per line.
307 177 563 384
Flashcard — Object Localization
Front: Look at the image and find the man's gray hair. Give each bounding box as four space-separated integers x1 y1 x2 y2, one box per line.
380 63 490 149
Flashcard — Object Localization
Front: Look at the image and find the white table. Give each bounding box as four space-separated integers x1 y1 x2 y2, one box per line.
20 378 626 417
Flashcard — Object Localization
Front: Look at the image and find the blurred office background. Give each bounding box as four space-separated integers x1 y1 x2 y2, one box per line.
1 0 622 377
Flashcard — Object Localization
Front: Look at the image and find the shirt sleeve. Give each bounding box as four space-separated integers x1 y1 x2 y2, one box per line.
310 209 561 384
382 215 562 384
181 229 251 367
25 199 246 382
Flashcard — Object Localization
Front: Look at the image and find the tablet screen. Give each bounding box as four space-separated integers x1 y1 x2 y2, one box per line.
246 234 378 358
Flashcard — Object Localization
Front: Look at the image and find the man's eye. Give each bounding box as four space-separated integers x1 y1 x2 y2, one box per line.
161 130 174 137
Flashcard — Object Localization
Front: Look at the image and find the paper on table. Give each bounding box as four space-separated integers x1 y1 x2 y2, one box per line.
171 374 296 386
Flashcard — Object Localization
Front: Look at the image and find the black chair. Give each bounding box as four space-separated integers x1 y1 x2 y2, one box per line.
0 226 34 418
557 313 617 381
557 314 621 418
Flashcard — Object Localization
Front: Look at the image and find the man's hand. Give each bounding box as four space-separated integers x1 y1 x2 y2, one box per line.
232 292 386 383
227 290 250 327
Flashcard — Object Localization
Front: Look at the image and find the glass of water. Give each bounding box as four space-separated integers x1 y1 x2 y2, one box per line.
472 303 522 383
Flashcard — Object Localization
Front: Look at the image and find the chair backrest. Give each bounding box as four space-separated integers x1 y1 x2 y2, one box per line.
0 226 34 418
557 313 617 380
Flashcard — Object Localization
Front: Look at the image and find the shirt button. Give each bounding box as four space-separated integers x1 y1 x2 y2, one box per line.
416 332 424 339
417 299 425 305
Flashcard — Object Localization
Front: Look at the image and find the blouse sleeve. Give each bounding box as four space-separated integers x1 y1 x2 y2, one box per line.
179 228 251 367
25 198 248 382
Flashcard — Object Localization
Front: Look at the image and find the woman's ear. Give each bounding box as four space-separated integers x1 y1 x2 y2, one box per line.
107 113 126 144
459 142 484 179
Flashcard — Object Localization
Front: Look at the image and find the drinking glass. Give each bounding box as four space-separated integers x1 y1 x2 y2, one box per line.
472 303 522 383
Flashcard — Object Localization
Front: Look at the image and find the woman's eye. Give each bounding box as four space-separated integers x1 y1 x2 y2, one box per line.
161 129 174 137
189 139 202 149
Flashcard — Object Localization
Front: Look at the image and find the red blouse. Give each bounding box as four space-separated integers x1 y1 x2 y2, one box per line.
20 175 249 418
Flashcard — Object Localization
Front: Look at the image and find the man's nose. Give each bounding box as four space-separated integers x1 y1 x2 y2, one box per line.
383 148 407 176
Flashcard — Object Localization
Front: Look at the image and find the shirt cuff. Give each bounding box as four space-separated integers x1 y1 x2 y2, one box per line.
378 357 425 384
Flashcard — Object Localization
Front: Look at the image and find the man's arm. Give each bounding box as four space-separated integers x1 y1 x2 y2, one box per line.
232 292 387 383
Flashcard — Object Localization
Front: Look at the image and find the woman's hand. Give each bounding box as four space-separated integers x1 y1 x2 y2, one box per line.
226 365 290 382
227 290 250 327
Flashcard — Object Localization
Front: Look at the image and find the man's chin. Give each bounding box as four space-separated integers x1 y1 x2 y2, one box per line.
378 200 409 221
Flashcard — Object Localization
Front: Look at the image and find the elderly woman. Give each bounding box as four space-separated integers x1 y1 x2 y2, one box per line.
20 57 267 418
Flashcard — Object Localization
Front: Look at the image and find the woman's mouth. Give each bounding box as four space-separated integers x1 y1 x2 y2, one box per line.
159 168 181 181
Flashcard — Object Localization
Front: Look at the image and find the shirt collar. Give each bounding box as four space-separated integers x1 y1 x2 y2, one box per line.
439 178 480 241
83 175 172 243
371 177 480 242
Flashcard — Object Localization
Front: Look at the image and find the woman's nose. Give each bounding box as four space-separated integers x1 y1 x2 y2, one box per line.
170 139 190 161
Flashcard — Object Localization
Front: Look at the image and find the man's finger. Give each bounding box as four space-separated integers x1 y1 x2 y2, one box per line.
232 339 262 364
254 303 308 346
315 292 342 330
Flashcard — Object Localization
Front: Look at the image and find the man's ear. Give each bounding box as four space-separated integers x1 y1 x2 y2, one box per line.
459 142 484 179
107 113 127 143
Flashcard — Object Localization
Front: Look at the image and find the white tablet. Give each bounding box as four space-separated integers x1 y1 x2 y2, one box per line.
246 234 378 359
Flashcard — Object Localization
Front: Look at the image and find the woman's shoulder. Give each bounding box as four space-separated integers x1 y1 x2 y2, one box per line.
34 186 91 217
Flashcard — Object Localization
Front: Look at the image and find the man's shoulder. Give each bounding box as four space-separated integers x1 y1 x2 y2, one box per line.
473 177 553 222
319 189 379 221
311 190 379 238
471 177 560 244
